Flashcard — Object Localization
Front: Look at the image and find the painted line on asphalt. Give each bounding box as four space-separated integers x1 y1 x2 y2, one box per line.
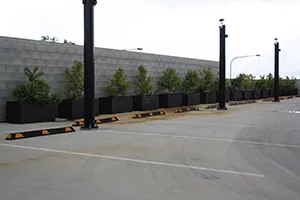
0 143 264 178
109 130 300 149
150 120 254 128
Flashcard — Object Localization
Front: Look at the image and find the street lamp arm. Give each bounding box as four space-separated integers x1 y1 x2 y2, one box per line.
230 54 261 81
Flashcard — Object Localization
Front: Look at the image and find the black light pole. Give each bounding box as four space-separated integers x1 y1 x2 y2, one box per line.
274 38 281 102
82 0 97 129
219 19 228 110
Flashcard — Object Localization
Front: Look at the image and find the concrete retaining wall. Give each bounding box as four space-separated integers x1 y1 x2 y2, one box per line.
0 36 218 122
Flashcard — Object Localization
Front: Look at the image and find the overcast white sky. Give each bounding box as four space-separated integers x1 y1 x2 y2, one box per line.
1 0 299 78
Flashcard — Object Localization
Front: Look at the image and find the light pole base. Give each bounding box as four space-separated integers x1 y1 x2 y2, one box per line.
217 107 228 111
80 125 98 130
272 100 280 103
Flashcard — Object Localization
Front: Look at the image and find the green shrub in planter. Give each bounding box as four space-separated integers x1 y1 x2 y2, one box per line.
181 69 200 106
6 66 61 123
199 67 216 104
99 67 133 114
254 75 268 98
133 65 158 111
158 68 182 108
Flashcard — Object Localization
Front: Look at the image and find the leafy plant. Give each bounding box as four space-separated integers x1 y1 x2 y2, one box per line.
63 39 76 45
198 67 215 92
65 60 84 100
280 76 297 89
158 68 181 93
182 70 200 94
231 73 255 91
41 35 58 43
254 75 268 91
105 67 132 97
134 65 153 96
266 73 274 89
13 66 60 105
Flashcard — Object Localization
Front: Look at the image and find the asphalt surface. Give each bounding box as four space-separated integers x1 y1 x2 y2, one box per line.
0 99 300 200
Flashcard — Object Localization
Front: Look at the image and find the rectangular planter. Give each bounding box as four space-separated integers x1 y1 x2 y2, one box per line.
268 90 274 98
58 98 99 120
182 93 200 106
229 91 243 101
6 101 58 124
133 95 159 111
200 91 216 104
291 88 299 95
159 94 182 108
260 90 269 98
279 89 285 96
216 91 230 102
243 91 253 100
99 96 133 114
252 91 261 99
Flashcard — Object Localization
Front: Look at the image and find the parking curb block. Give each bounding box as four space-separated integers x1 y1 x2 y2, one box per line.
205 104 219 109
5 126 75 140
72 117 119 127
229 100 257 106
175 107 200 113
132 111 166 119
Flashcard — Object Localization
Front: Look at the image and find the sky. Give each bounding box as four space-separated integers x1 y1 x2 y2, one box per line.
1 0 299 78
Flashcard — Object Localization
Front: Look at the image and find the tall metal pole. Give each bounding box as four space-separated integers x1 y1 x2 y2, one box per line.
82 0 97 129
219 19 228 110
274 38 280 102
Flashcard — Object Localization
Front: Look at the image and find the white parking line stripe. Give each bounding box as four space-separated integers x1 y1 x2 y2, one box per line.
109 130 300 148
0 143 265 178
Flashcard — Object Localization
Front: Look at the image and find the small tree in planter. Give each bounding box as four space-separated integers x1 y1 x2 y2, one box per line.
99 67 133 114
181 69 201 106
266 73 274 97
6 66 60 124
58 60 98 120
214 75 230 102
229 74 244 101
158 68 182 108
133 65 159 111
198 67 216 104
243 74 256 100
254 75 268 98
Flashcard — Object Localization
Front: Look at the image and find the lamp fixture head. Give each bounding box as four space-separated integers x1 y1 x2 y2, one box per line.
219 19 224 25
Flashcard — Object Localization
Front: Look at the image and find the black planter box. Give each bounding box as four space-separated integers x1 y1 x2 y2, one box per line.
99 96 133 114
252 91 261 99
268 90 274 97
283 89 290 96
260 90 269 98
243 91 253 100
278 89 283 96
6 101 58 124
216 91 230 102
229 91 243 101
133 95 159 111
182 93 200 106
58 98 99 120
200 91 216 104
292 88 299 95
159 94 182 108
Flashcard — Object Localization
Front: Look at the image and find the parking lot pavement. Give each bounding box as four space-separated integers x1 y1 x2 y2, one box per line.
0 98 300 200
